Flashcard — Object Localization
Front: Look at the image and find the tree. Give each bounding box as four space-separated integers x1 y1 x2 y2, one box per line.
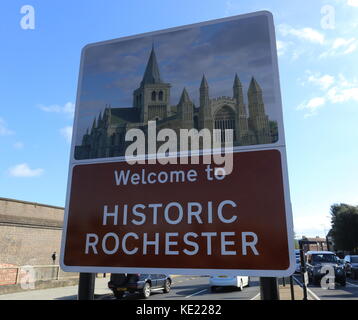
330 203 358 253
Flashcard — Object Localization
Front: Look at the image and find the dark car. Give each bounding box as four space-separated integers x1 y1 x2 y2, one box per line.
305 251 346 286
108 273 172 299
343 255 358 279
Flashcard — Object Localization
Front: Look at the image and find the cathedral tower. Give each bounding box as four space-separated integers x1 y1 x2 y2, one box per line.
177 88 194 130
133 46 171 122
199 74 212 130
248 77 271 144
233 74 249 145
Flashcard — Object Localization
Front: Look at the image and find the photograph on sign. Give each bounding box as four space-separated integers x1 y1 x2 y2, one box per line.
61 11 295 277
73 11 283 161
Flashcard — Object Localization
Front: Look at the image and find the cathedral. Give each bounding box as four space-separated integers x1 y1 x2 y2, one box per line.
75 46 278 159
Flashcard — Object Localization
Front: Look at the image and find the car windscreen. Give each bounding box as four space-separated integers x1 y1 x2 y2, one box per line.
312 254 337 264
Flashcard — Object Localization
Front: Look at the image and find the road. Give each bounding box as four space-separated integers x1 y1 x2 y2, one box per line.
2 274 358 300
103 276 260 301
292 274 358 300
0 275 260 300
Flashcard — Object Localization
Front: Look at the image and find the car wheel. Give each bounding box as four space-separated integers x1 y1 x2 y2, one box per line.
340 279 346 286
114 291 124 299
142 282 151 299
163 279 171 293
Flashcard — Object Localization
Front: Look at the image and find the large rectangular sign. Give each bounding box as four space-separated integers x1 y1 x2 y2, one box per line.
60 11 295 276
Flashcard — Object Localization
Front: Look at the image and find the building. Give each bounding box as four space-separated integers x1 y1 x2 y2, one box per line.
0 197 63 267
75 46 278 159
301 236 329 252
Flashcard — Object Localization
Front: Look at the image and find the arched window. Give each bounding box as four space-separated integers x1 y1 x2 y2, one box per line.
214 106 236 143
194 115 199 130
151 91 156 101
158 91 163 101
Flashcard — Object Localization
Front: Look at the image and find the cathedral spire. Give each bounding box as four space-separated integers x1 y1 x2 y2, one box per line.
141 45 162 86
200 74 209 88
91 117 97 133
249 77 262 93
233 73 242 87
179 87 191 105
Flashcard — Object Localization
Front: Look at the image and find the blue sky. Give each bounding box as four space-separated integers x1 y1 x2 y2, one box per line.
0 0 357 238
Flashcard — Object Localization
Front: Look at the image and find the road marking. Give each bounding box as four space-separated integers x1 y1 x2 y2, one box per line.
250 292 260 300
185 289 207 298
347 281 358 288
293 276 320 300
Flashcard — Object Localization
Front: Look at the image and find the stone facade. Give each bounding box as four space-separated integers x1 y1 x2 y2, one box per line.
0 197 64 266
75 47 278 160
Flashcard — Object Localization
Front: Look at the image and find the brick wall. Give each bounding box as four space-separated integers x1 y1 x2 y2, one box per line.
0 198 64 266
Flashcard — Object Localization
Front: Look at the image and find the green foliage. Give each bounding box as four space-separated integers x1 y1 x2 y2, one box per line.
330 203 358 253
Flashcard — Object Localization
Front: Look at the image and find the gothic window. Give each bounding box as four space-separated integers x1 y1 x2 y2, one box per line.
110 134 116 145
214 106 236 143
158 91 163 101
194 115 199 130
151 91 156 101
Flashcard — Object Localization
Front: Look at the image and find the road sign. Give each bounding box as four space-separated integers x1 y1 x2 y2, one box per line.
60 11 295 276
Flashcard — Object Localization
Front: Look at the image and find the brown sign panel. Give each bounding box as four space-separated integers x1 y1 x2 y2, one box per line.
62 150 291 274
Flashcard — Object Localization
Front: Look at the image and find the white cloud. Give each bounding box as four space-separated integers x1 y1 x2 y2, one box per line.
39 102 75 117
278 23 358 59
60 126 73 143
13 142 24 149
8 163 44 177
326 74 358 103
298 73 358 116
0 118 14 136
306 72 335 90
347 0 358 7
327 86 358 103
332 37 355 49
278 24 325 44
320 37 358 58
297 97 326 117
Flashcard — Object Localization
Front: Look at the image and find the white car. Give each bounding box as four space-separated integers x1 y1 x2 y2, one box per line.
209 275 249 291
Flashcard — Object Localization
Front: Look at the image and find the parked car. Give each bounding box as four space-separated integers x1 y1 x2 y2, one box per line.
295 249 301 273
108 273 172 299
209 275 249 292
343 255 358 279
295 256 301 273
305 251 346 286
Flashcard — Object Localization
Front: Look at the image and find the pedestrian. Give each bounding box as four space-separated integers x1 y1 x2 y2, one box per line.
52 252 56 264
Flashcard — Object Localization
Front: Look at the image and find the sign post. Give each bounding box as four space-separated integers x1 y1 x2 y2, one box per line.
260 277 280 300
60 11 295 299
299 239 318 300
78 273 95 300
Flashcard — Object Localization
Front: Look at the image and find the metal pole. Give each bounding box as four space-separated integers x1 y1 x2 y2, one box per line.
78 273 96 300
260 277 280 300
289 276 295 300
299 241 308 300
282 277 286 286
